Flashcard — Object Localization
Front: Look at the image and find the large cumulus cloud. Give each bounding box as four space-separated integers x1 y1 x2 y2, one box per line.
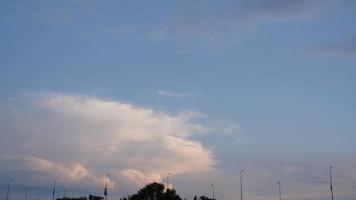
0 93 215 188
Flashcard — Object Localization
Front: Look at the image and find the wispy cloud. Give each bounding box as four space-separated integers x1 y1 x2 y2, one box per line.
208 121 239 134
312 36 356 59
149 0 333 46
35 0 105 23
234 0 331 22
157 90 191 98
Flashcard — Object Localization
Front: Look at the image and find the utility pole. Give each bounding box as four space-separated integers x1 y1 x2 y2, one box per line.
210 183 215 200
104 174 110 200
278 181 282 200
62 186 66 199
6 178 13 200
329 167 334 200
166 172 172 190
52 177 59 200
240 170 244 200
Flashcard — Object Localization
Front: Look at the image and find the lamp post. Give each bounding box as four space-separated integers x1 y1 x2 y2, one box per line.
167 172 172 190
329 167 334 200
6 178 14 200
278 181 282 200
52 177 59 200
104 174 110 200
240 170 244 200
210 183 215 200
62 186 66 199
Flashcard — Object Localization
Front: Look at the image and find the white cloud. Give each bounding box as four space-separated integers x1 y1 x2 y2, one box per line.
0 93 215 188
157 90 190 98
19 154 116 188
2 93 356 200
24 156 94 183
121 169 161 186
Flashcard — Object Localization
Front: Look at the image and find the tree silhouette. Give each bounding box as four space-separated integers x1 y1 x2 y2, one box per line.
120 182 182 200
198 196 214 200
56 197 88 200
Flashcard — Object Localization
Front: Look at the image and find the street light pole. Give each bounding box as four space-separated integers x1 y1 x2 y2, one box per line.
329 167 334 200
167 172 172 190
240 170 244 200
62 186 66 199
52 177 59 200
210 183 215 200
278 181 282 200
104 174 110 200
6 178 14 200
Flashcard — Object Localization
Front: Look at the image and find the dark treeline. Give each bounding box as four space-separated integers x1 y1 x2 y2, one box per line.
119 182 214 200
119 182 181 200
56 195 103 200
55 182 213 200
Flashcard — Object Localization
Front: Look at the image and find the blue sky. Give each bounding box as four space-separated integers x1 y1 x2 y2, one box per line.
1 1 356 200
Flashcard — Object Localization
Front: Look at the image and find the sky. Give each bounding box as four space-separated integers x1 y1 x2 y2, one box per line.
0 0 356 200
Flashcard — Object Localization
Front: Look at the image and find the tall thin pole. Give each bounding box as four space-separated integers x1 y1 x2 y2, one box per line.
329 167 334 200
240 170 244 200
6 178 13 200
52 177 59 200
166 172 172 190
278 181 282 200
104 174 109 200
211 183 215 200
62 186 66 199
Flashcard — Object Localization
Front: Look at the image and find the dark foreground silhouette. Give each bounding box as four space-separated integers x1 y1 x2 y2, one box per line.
56 182 214 200
57 195 103 200
119 182 181 200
